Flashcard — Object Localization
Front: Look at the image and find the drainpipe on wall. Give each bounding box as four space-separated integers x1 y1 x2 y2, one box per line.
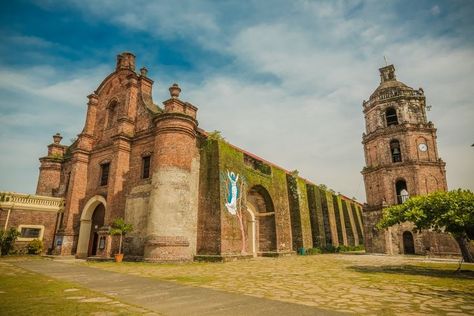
3 208 12 230
50 211 62 254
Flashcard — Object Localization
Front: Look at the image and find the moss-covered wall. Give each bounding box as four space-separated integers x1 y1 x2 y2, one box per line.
196 139 222 255
286 174 302 251
341 199 355 246
352 204 365 244
306 184 326 247
296 178 313 249
319 189 334 246
332 195 344 246
216 141 292 255
196 138 364 256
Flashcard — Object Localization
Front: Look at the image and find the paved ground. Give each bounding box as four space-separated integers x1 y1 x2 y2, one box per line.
14 259 341 316
84 254 474 315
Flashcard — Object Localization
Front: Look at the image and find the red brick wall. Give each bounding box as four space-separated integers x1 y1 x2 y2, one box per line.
0 209 58 254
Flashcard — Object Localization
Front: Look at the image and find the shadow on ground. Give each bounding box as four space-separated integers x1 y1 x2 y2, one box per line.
349 264 474 279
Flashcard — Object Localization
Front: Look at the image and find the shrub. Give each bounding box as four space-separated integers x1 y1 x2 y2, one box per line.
305 248 322 255
0 228 20 256
302 244 365 255
26 239 43 255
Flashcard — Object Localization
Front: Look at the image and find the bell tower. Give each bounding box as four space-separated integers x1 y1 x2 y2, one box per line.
361 64 448 254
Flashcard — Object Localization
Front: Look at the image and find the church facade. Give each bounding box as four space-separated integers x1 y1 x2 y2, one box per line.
361 64 460 256
32 52 364 261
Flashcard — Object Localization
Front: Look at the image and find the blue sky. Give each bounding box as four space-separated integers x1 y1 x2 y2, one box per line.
0 0 473 201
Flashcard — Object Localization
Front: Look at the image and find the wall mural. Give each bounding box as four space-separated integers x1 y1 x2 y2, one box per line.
222 171 248 254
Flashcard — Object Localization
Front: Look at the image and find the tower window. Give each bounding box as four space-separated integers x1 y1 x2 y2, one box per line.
100 163 110 186
142 156 151 179
396 180 408 204
390 140 402 163
386 108 398 126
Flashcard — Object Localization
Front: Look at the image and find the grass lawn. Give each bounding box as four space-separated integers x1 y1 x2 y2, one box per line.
85 253 474 315
0 257 153 315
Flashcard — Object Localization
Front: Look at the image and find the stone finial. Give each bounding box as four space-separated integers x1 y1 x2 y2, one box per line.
140 67 148 77
116 52 136 71
53 133 63 144
169 83 181 99
379 64 396 83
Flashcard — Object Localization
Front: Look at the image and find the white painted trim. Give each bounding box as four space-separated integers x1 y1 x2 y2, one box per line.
76 195 106 258
80 195 107 221
17 224 45 241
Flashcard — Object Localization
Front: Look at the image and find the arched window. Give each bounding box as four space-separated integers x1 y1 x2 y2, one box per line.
386 107 398 126
395 180 408 204
390 140 402 162
106 101 118 128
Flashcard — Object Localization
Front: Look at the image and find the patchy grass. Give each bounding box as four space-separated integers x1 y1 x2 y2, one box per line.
0 259 151 315
85 254 474 315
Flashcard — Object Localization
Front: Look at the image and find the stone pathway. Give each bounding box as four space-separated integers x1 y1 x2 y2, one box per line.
13 259 342 316
84 254 474 315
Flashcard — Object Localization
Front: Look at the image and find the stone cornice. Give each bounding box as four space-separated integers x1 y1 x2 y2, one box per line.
363 87 425 112
153 112 198 126
362 123 436 143
0 191 64 213
361 159 446 175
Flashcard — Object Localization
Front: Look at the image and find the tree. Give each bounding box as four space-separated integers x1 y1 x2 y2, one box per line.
109 218 133 255
0 228 20 256
377 189 474 263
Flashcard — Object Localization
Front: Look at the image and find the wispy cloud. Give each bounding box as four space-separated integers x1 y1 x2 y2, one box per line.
1 0 473 199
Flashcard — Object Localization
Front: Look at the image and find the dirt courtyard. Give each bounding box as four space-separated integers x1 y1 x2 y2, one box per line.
85 253 474 315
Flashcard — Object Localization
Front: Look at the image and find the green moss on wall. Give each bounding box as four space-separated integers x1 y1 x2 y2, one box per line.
332 195 344 246
286 174 302 251
341 200 355 246
296 178 312 249
319 189 333 246
351 203 365 244
215 140 292 254
196 139 222 255
306 184 326 247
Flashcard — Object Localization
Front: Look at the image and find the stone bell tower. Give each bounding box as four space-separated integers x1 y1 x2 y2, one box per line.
361 64 450 255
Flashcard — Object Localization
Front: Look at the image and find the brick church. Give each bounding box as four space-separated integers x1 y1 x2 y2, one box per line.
361 64 460 256
24 52 364 261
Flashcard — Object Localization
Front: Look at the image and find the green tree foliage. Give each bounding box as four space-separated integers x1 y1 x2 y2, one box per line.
377 189 474 262
109 218 133 255
0 228 20 255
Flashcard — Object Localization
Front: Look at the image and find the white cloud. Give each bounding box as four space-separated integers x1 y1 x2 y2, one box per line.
431 5 441 16
2 0 473 200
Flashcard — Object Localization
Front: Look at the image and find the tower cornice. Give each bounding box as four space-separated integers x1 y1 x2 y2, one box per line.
361 159 446 175
362 122 436 143
363 89 425 113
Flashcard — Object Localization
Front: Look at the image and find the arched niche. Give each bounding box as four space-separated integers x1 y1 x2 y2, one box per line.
247 185 277 253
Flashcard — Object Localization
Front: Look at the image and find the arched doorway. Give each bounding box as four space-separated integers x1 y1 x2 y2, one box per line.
88 204 105 256
247 185 277 254
403 231 415 254
76 195 106 258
